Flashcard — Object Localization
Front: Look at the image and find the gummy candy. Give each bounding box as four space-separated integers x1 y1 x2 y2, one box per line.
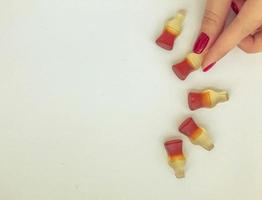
188 89 229 110
156 10 186 50
172 52 203 80
164 139 186 178
179 117 214 151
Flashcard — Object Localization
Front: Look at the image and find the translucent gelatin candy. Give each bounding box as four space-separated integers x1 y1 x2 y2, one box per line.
188 89 229 110
179 117 214 151
156 10 186 50
164 139 186 178
172 52 203 80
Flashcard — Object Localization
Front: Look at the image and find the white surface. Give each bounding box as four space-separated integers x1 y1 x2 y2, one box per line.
0 0 262 199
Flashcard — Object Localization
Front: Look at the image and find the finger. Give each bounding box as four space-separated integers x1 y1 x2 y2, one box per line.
231 0 245 14
231 0 262 34
192 0 231 54
202 0 262 71
232 0 261 35
238 31 262 53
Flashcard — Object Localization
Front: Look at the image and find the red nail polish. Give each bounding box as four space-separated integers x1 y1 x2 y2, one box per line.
203 62 216 72
193 32 210 54
231 2 239 14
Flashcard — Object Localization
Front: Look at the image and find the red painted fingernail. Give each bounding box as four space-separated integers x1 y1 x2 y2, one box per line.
193 32 210 54
203 62 216 72
231 2 239 14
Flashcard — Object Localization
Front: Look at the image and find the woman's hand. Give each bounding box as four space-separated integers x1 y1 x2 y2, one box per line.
192 0 262 71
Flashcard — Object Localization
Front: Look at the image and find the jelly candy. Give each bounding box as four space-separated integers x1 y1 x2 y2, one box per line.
156 10 186 50
172 52 203 80
164 139 186 178
188 89 229 110
179 117 214 151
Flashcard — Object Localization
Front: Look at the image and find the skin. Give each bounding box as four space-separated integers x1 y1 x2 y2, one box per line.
199 0 262 69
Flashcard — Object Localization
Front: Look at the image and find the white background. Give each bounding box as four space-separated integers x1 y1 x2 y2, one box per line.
0 0 262 199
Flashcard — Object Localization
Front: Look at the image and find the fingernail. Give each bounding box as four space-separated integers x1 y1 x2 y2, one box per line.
193 32 210 54
203 62 216 72
231 2 239 14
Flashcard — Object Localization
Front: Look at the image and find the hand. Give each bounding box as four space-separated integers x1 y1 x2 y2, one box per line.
192 0 262 72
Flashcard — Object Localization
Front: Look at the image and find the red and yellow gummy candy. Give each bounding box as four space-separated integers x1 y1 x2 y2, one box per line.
156 10 186 50
164 139 186 178
188 89 229 110
179 117 214 151
172 52 203 80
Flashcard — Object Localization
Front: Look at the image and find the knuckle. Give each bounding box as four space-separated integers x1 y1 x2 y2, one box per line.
234 16 250 35
242 48 255 54
203 9 221 28
238 44 256 53
247 47 262 53
235 16 262 36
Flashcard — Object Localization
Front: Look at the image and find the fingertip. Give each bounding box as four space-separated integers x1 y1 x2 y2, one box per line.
203 62 216 72
201 50 217 71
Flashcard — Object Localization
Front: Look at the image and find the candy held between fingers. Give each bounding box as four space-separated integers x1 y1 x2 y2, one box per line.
172 52 203 80
156 10 186 50
188 89 229 110
164 139 186 178
179 117 214 151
